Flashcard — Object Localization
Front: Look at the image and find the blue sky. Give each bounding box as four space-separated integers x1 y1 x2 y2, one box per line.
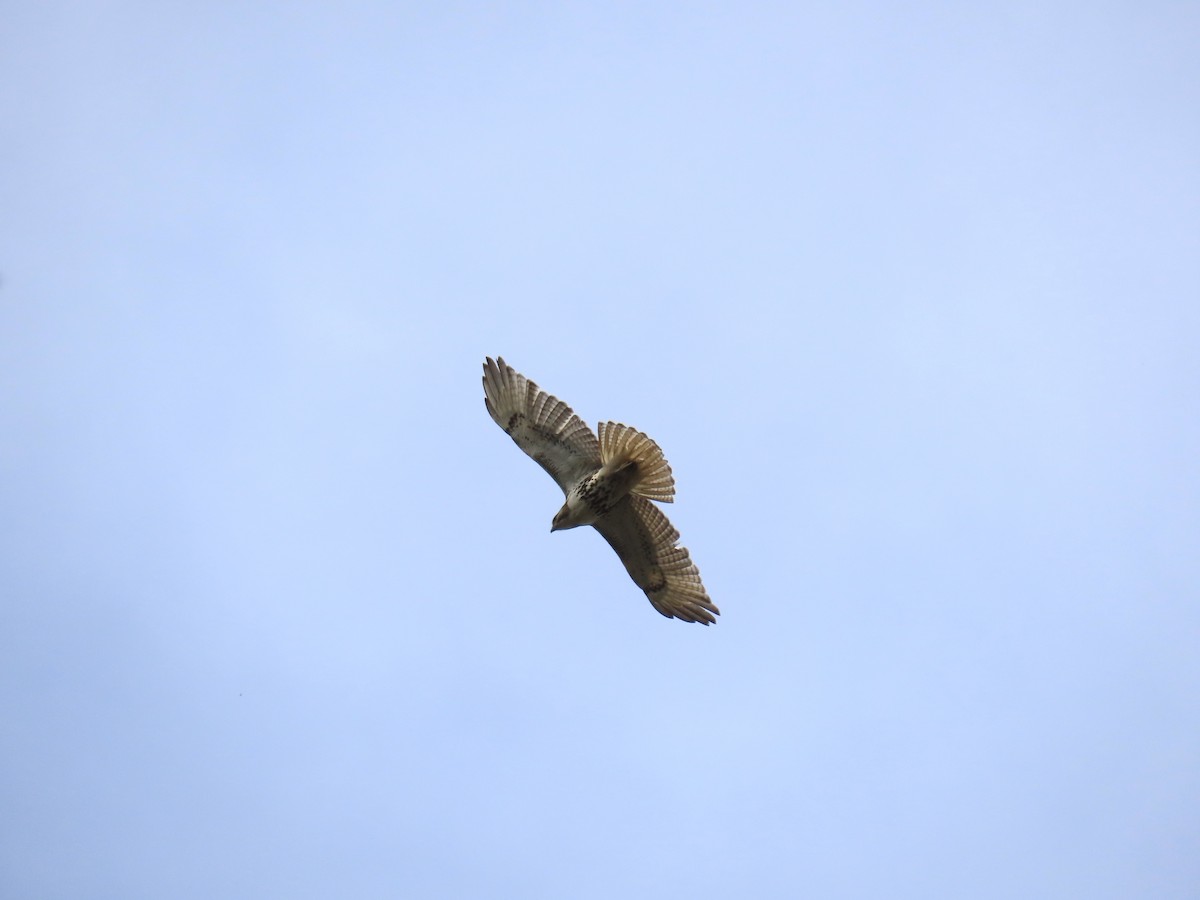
2 2 1198 897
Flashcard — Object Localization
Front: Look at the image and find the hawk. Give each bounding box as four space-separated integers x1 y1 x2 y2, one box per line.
482 357 718 624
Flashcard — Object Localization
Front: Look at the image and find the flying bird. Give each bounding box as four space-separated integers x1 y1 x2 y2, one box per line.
482 357 718 624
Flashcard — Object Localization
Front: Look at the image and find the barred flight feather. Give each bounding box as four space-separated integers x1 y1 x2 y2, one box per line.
597 421 676 503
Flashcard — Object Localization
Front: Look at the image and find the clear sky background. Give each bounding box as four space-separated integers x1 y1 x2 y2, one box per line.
2 3 1198 898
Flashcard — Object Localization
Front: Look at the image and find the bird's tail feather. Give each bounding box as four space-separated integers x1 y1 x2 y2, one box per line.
597 422 675 503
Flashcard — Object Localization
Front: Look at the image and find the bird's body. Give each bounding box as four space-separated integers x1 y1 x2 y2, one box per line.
482 357 718 624
554 467 636 530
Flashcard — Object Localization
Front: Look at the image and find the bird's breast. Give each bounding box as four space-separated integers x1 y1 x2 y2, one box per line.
563 465 638 527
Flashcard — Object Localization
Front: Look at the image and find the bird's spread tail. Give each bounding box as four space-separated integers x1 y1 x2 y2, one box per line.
597 422 675 503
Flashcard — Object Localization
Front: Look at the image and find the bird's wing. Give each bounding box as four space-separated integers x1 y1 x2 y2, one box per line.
483 357 602 494
593 496 719 624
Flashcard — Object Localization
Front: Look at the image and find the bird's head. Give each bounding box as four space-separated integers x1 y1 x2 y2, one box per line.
550 503 573 532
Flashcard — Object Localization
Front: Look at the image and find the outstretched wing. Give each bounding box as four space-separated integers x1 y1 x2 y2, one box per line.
483 357 602 494
593 496 719 625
